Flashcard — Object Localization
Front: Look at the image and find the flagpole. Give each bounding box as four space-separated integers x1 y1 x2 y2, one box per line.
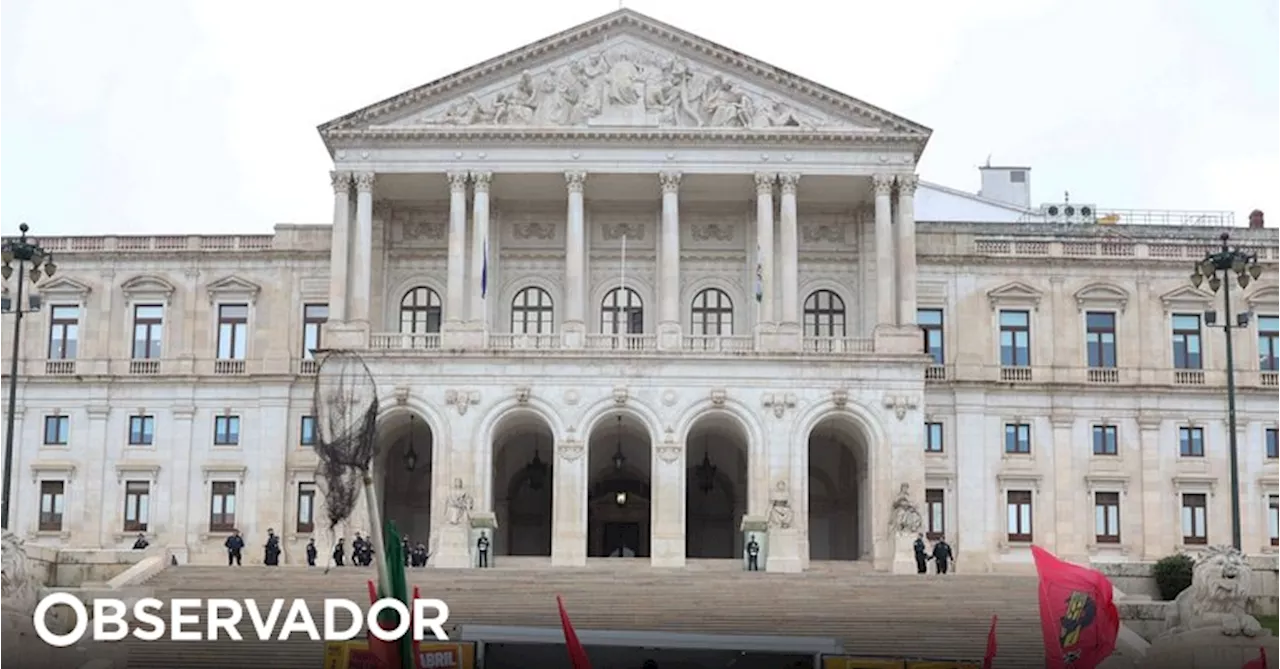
619 234 627 344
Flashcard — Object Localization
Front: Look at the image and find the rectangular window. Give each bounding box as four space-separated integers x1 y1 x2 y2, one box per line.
300 416 316 446
302 304 328 359
1181 493 1207 545
38 481 65 532
925 488 945 540
1270 495 1279 547
128 415 155 446
924 422 944 453
216 304 249 360
296 482 316 534
1092 425 1118 456
1179 426 1204 457
1267 428 1278 460
47 305 80 360
1006 490 1033 542
214 415 240 446
131 305 164 360
1260 315 1279 372
123 481 151 532
1085 311 1117 368
1004 423 1031 454
998 310 1031 367
918 308 945 364
1171 314 1203 370
43 415 69 445
210 482 237 532
1094 491 1121 544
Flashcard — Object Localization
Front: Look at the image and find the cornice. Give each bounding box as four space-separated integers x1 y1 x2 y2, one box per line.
326 127 924 148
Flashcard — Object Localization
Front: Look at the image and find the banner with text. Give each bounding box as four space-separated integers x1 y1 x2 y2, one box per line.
323 641 476 669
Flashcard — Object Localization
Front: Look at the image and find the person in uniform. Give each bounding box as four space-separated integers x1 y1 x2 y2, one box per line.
224 529 245 567
931 536 953 575
913 533 929 574
264 528 282 566
132 533 149 550
476 531 491 568
333 538 347 567
305 538 318 566
746 535 761 571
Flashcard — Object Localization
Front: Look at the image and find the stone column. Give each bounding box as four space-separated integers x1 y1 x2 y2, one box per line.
327 171 352 323
895 174 919 325
658 171 682 349
168 406 196 562
778 173 800 329
650 443 686 567
872 174 895 327
551 440 587 566
1138 414 1169 559
349 172 376 325
445 171 469 328
953 392 991 571
562 171 588 347
469 171 492 330
85 405 110 547
1051 414 1083 560
754 173 776 336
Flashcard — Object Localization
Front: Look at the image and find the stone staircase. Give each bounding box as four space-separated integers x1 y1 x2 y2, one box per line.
121 561 1045 668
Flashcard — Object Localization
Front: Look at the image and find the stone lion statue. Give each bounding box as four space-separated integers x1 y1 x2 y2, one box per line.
1162 545 1265 638
2 531 43 613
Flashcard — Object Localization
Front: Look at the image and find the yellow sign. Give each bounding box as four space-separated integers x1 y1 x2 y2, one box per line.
323 640 476 669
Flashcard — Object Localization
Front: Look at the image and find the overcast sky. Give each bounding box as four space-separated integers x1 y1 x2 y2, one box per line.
2 0 1276 237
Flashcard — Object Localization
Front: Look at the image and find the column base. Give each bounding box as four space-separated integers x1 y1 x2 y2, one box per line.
561 321 586 349
650 537 685 568
873 323 923 355
773 322 802 352
765 527 803 573
441 323 486 350
956 549 993 573
890 533 918 575
324 321 371 349
552 532 587 567
431 524 472 569
657 321 682 351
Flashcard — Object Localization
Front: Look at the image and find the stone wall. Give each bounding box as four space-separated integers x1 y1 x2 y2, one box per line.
1095 555 1279 615
17 542 153 588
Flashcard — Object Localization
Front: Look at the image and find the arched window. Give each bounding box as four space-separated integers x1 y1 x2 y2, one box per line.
691 288 734 336
399 287 443 334
512 287 554 334
601 287 643 334
803 290 846 337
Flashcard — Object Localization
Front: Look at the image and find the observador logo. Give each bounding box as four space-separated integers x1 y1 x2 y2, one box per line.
33 592 451 646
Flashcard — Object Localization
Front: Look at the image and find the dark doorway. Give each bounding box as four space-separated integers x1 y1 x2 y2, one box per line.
603 522 641 557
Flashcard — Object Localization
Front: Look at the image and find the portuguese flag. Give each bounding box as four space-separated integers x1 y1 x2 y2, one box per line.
366 521 416 669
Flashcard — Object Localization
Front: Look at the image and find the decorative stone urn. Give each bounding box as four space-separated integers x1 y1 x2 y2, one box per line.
2 531 128 669
1135 546 1276 669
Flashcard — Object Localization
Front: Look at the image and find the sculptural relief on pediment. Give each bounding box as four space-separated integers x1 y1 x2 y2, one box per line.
394 37 874 131
388 207 447 247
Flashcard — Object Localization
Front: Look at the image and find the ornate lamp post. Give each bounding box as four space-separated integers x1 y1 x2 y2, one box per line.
1189 231 1262 550
2 223 57 530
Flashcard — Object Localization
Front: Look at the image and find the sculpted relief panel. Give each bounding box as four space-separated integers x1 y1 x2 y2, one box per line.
388 207 448 247
398 38 866 130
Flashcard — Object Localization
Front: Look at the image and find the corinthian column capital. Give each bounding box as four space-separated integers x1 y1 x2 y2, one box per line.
353 172 376 193
754 172 776 195
471 170 493 193
872 174 895 196
659 171 682 194
446 171 469 193
565 171 587 194
896 174 919 195
779 172 801 195
330 171 352 194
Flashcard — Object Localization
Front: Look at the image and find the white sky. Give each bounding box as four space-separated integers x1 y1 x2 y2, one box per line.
1 0 1276 236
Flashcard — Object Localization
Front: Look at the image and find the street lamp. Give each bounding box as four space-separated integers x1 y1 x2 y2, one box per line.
1188 231 1262 551
2 223 57 531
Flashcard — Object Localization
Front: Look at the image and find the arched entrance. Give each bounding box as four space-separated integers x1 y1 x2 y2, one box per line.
807 416 870 561
377 411 434 546
684 413 748 559
491 411 554 556
587 412 652 558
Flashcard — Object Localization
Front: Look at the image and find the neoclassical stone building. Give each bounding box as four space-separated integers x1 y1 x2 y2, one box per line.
3 9 1277 573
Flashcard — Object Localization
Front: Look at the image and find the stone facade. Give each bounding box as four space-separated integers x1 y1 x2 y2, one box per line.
1 9 1277 573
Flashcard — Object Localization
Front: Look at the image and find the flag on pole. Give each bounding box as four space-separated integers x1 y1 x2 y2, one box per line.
982 614 998 669
754 243 764 303
1243 645 1268 669
366 522 414 669
480 233 489 299
557 595 592 669
1032 545 1120 669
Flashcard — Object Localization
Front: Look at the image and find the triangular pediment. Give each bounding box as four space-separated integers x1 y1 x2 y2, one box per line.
121 274 177 299
1159 285 1213 311
320 10 930 138
38 276 93 299
1245 284 1278 310
1073 282 1130 312
205 275 261 303
987 281 1043 310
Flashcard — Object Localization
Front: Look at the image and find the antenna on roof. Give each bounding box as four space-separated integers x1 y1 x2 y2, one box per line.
985 154 992 168
1064 190 1070 204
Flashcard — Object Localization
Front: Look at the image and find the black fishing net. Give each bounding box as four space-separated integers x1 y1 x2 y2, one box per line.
311 350 379 568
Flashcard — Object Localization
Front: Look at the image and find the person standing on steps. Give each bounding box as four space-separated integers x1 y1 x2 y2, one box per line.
132 533 149 550
746 534 761 571
333 538 347 567
931 536 953 575
913 533 929 574
305 538 318 566
476 531 490 568
352 533 367 566
402 535 412 568
264 528 281 566
224 529 245 566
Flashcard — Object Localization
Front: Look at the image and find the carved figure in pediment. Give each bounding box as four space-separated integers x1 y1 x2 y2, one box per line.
603 50 643 107
440 95 488 125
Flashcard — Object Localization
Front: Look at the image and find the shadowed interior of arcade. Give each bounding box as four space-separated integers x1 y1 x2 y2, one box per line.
377 411 435 545
684 413 748 559
491 411 555 556
588 413 652 557
807 416 869 561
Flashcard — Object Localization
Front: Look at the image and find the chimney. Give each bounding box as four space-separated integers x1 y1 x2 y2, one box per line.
978 165 1031 209
1248 209 1264 228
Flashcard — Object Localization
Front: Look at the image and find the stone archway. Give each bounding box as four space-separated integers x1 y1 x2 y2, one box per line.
376 411 435 547
684 413 749 559
491 411 555 557
807 416 870 561
587 412 652 558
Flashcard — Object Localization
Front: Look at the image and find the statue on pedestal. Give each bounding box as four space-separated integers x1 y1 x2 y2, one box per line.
446 478 474 526
889 483 923 535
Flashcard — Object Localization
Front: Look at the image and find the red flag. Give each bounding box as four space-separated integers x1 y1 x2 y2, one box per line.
557 595 592 669
367 579 401 669
983 614 998 669
1031 546 1119 669
1243 645 1268 669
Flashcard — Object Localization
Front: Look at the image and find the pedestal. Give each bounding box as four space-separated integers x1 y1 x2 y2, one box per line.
1139 629 1276 669
891 532 918 575
741 516 768 572
561 322 586 349
432 525 471 569
766 527 802 573
657 322 681 351
324 321 370 350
